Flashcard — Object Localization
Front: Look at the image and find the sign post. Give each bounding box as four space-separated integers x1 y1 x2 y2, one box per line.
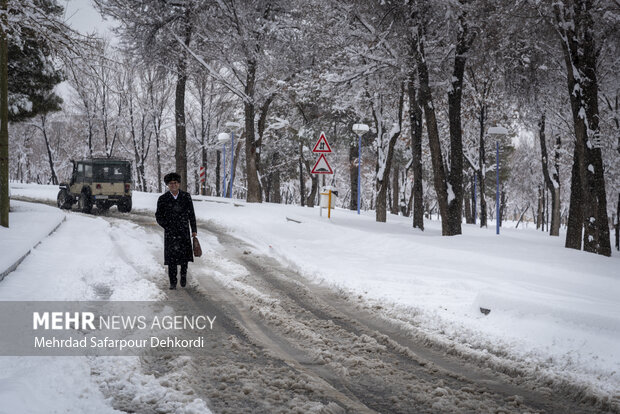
311 133 333 174
312 132 335 218
199 166 206 195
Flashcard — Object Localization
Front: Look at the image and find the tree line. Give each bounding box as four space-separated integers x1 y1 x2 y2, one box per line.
1 0 619 256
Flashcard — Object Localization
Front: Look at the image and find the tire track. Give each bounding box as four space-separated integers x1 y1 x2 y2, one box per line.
199 220 613 414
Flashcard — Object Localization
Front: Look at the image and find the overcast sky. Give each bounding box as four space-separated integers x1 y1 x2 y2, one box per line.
56 0 118 102
62 0 116 36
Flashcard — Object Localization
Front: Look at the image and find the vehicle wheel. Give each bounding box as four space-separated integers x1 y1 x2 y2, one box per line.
78 191 92 214
117 196 132 213
57 190 73 210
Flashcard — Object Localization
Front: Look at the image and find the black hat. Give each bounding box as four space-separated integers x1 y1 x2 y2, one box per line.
164 172 181 184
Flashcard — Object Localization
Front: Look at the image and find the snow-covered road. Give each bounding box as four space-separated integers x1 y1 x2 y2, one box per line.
2 192 618 413
75 208 620 412
161 212 612 414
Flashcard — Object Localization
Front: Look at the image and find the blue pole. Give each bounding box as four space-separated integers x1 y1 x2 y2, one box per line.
357 134 362 214
222 144 226 198
473 173 477 224
229 132 234 198
496 140 500 235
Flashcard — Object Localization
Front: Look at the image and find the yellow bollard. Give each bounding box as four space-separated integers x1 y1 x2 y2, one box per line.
328 190 332 219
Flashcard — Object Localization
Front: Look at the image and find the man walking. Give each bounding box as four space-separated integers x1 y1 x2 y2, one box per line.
155 172 197 289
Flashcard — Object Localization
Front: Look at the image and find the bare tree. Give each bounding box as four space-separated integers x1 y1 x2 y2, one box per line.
372 85 404 223
410 0 475 235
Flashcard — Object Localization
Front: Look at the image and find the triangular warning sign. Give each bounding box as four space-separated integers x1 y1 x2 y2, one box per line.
312 133 332 153
311 154 333 174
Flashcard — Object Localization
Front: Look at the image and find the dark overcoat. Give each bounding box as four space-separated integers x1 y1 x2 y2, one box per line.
155 190 197 265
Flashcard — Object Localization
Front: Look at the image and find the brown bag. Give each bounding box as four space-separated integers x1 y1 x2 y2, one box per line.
193 236 202 257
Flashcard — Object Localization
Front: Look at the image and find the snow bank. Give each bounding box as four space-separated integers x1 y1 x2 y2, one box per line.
0 200 64 278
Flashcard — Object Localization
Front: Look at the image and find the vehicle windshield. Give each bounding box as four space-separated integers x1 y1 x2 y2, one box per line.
92 163 130 182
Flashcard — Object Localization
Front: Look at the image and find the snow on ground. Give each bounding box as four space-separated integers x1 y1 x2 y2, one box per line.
0 195 212 414
142 186 619 401
6 182 620 406
0 200 64 277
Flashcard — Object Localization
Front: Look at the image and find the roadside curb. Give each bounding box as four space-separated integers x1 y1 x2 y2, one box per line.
0 215 67 282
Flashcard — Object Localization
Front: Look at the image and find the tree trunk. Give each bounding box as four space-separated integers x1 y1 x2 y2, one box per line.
86 114 93 159
175 62 188 192
304 158 319 207
413 26 449 234
545 187 549 232
616 193 619 251
155 120 162 193
515 204 529 229
40 116 58 185
445 10 473 235
464 190 472 224
471 173 477 224
555 0 610 256
413 9 472 235
271 151 281 204
551 133 561 236
201 146 207 196
406 187 413 218
408 75 424 231
540 183 549 232
298 143 305 206
537 185 543 229
306 175 318 207
263 169 271 203
538 113 561 236
0 0 8 227
375 88 404 223
175 10 192 191
478 105 487 228
579 13 610 256
391 165 400 215
244 59 262 203
565 146 582 248
200 83 209 196
129 99 142 191
228 137 243 198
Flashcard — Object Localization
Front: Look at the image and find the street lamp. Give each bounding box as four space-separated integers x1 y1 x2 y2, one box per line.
217 132 229 198
352 123 369 215
225 121 241 198
488 126 508 235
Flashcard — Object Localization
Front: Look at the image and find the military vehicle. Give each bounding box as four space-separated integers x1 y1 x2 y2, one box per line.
57 158 133 213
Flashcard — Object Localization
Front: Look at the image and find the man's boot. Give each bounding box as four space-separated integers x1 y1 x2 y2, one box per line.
180 263 188 287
